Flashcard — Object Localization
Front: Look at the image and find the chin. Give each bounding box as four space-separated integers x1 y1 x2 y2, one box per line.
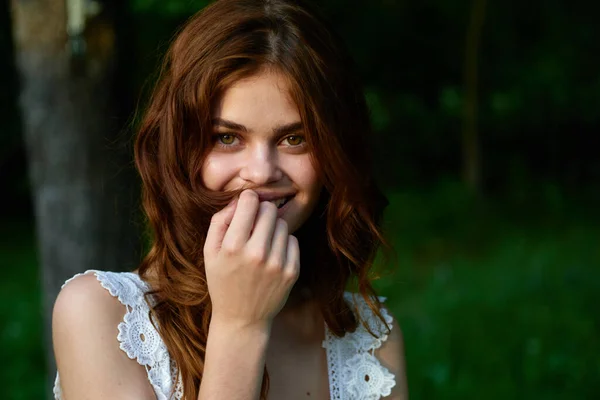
283 214 305 234
284 204 317 234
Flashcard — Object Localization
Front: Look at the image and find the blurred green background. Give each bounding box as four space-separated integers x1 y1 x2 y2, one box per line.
1 0 599 398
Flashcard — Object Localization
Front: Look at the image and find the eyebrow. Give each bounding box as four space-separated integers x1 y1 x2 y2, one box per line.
212 118 303 136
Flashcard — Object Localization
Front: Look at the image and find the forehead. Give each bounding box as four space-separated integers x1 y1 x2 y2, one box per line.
213 69 301 129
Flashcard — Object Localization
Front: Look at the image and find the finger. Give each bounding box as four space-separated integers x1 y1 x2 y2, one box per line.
283 235 300 281
247 202 278 254
264 218 288 268
204 197 238 256
222 190 260 249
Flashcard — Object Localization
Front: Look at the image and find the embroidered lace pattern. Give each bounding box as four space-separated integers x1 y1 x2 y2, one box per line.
322 293 396 400
53 271 395 400
53 270 182 400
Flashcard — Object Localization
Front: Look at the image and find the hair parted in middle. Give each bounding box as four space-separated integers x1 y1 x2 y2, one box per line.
134 0 391 398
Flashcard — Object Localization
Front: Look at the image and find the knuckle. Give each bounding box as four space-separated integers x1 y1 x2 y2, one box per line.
284 264 300 282
247 248 267 265
265 258 282 271
221 240 240 254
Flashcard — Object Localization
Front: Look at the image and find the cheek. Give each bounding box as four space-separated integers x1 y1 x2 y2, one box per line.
286 155 321 192
201 154 237 191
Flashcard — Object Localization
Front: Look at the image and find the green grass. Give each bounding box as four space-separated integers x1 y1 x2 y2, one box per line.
376 181 600 399
2 181 599 399
0 220 46 399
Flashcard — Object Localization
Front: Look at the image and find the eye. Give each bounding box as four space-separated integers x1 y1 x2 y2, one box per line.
218 134 236 145
283 135 304 146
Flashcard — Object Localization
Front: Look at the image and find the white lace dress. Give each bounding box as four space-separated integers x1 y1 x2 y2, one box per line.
53 270 396 400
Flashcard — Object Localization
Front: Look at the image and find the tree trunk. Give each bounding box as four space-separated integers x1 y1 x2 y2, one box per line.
9 0 141 395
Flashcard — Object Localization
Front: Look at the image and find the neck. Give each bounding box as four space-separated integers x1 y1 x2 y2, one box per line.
273 284 323 340
283 282 314 310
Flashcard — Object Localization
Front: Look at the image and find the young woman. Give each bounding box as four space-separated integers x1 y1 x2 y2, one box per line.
52 0 408 399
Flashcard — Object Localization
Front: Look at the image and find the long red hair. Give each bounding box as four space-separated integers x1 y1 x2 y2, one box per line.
134 0 391 398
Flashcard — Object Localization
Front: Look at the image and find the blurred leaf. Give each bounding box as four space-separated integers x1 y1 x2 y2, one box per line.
439 86 463 117
365 88 392 131
489 89 522 118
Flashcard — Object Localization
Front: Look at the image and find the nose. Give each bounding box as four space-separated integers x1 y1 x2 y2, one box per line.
239 144 282 185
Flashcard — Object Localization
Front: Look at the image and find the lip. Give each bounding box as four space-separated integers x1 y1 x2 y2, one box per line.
254 191 296 202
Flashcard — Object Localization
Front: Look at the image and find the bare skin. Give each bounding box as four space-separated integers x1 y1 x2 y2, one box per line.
266 299 330 400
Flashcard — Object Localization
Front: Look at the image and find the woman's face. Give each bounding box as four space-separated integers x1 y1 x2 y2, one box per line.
201 69 323 234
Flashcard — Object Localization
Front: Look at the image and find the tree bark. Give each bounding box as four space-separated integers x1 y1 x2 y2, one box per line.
9 0 141 396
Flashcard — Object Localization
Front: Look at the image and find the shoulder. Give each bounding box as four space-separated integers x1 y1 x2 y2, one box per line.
53 270 148 333
53 272 126 341
52 271 156 399
375 316 409 399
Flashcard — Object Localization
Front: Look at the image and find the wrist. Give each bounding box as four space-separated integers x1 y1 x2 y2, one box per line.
209 316 273 339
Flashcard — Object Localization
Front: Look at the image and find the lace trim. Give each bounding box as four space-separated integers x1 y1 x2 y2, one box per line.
53 374 62 399
323 293 396 400
54 270 181 400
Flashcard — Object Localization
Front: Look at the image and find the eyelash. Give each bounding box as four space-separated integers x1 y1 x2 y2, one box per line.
212 133 306 149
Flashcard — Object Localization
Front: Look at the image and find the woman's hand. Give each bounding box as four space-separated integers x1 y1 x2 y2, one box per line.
203 189 300 330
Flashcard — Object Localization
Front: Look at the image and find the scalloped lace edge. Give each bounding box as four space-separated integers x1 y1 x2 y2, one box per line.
323 293 396 400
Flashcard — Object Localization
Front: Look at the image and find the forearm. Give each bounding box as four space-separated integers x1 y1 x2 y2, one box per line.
197 319 271 400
